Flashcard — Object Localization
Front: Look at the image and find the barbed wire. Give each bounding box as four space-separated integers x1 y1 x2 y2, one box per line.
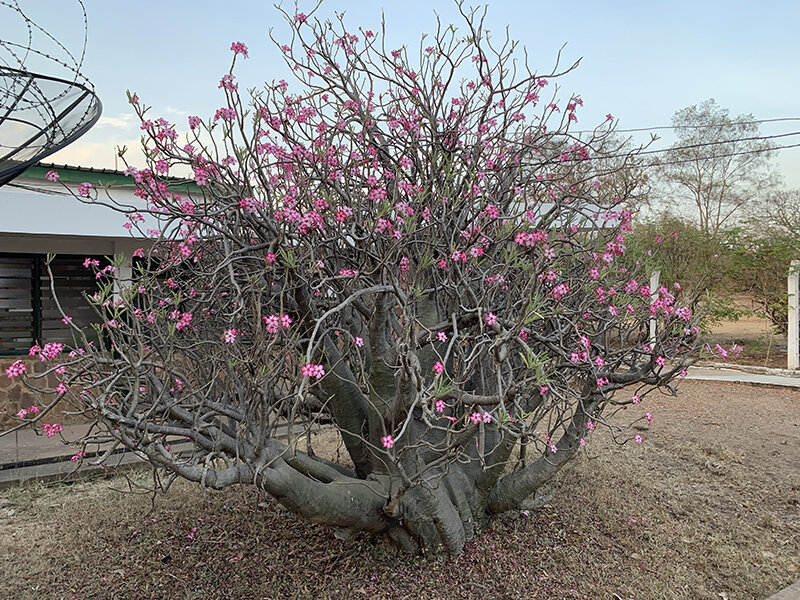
0 0 91 87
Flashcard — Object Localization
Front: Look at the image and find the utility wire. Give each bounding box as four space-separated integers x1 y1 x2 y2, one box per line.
578 132 800 164
642 142 800 168
625 131 800 158
574 116 800 134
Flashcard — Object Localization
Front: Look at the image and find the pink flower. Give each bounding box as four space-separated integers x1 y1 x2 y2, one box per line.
56 382 68 395
586 419 595 431
645 412 653 424
230 41 249 58
485 312 497 326
77 182 94 197
301 363 325 379
549 444 558 454
265 253 277 265
579 438 587 447
634 434 645 444
28 405 40 414
224 329 238 343
596 377 609 387
552 283 569 300
432 361 444 375
70 451 86 463
5 360 26 378
434 400 445 413
483 204 500 219
437 332 448 342
539 385 549 395
655 356 666 367
188 115 201 129
40 342 63 360
354 337 364 347
45 170 59 182
42 423 64 438
15 408 28 419
470 411 491 425
381 435 395 449
631 394 641 404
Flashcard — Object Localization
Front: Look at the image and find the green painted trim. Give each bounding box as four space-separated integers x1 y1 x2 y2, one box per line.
20 164 202 194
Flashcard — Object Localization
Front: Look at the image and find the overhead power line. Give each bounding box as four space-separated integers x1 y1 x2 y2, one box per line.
578 116 800 135
642 142 800 168
579 131 800 164
628 131 800 158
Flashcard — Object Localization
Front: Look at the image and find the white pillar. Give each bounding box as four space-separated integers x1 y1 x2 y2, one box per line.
649 270 660 344
112 240 133 302
789 260 799 370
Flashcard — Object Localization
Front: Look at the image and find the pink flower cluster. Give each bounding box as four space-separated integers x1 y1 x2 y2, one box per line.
301 362 325 379
174 312 194 330
42 423 64 438
513 230 548 248
712 343 743 360
335 205 354 222
230 41 249 58
224 329 238 343
470 411 492 425
5 360 26 378
551 283 569 300
36 342 63 361
262 313 292 333
15 405 40 418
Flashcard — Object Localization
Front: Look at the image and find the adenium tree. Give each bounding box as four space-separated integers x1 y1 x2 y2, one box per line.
7 5 708 554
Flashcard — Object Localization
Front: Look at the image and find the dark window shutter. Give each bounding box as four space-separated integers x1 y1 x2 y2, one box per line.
0 255 34 354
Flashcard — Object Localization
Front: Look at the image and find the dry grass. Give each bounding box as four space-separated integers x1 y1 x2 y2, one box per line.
1 380 798 600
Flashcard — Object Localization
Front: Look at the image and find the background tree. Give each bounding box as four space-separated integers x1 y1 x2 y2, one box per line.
5 5 707 555
748 187 800 238
729 187 800 334
623 213 745 331
655 98 777 236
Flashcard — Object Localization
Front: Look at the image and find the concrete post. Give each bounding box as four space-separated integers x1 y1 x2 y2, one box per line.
649 270 660 344
112 240 133 303
789 260 799 370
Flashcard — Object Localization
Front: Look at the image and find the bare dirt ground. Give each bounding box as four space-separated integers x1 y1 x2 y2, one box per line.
0 379 798 600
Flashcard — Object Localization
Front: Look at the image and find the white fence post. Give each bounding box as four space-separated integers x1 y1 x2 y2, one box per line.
650 270 660 345
789 260 799 370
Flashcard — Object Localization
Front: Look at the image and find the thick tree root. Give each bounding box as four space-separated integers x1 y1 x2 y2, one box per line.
389 469 488 555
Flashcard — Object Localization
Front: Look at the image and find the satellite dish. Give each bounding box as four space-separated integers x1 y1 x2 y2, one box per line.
0 0 102 186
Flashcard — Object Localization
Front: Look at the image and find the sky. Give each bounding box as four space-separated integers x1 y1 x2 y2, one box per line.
5 0 800 187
